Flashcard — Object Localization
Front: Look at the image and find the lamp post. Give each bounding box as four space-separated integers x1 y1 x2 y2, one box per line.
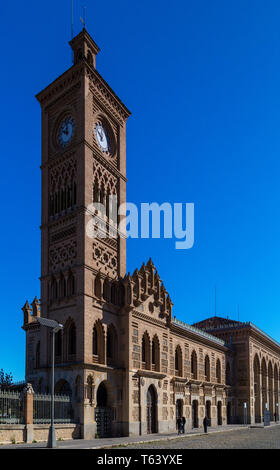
36 317 63 448
276 403 279 423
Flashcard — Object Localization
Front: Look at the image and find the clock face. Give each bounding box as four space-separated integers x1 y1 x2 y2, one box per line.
95 123 110 153
58 117 75 147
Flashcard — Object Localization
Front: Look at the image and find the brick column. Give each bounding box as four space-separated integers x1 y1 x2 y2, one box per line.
23 383 34 443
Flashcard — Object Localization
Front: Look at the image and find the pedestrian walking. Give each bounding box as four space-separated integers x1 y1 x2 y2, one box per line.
181 416 186 434
274 412 277 423
203 416 208 434
176 416 182 435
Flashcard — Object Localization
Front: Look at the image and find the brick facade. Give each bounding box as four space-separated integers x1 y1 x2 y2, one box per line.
21 28 280 439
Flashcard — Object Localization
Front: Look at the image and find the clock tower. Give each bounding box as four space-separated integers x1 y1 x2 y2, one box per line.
23 28 131 438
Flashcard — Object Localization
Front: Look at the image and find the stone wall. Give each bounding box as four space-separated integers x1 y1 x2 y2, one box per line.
0 424 80 444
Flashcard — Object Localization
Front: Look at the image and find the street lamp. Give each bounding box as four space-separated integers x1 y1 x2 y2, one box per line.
243 402 247 425
36 317 63 448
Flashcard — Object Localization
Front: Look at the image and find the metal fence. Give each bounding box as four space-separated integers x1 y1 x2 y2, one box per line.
33 393 73 424
0 390 24 424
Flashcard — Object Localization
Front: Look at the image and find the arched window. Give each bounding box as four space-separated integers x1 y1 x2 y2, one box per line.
141 332 150 370
226 362 231 385
92 321 105 364
107 325 117 364
93 326 98 356
142 336 146 362
55 379 72 396
175 346 183 377
53 280 58 299
87 51 93 66
75 375 82 402
55 329 62 358
191 351 197 379
38 378 43 393
68 323 76 356
111 284 118 305
205 355 210 382
68 275 75 296
216 359 221 383
63 277 67 297
36 342 40 368
107 329 112 359
152 336 160 372
103 279 111 303
94 275 101 298
73 182 77 205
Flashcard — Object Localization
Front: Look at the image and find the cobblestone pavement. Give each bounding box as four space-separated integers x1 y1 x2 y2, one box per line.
126 425 280 449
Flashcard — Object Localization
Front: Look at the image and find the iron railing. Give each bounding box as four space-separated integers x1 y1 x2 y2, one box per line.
33 393 74 424
0 390 24 424
172 318 226 345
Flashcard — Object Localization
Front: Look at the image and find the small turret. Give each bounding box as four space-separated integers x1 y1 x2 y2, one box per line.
31 297 41 317
22 301 32 327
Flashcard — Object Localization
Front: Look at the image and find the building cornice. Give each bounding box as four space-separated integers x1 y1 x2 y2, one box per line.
36 61 131 121
204 321 280 355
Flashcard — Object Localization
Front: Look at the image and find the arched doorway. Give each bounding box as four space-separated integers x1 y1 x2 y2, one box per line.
176 399 183 420
205 400 211 426
54 379 73 422
254 355 261 423
192 400 198 428
95 382 113 438
268 362 274 420
54 379 72 396
217 401 222 425
261 358 267 421
227 402 231 424
147 385 157 434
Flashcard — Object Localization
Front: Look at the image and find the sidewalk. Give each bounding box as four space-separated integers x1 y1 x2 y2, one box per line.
0 423 258 449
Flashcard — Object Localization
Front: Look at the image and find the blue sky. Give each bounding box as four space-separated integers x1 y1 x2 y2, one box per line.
1 0 280 380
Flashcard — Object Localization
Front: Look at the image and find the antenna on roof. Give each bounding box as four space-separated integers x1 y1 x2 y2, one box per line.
214 285 217 316
71 0 74 39
71 0 74 64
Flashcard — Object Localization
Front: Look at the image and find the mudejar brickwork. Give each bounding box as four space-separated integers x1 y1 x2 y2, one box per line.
21 28 280 439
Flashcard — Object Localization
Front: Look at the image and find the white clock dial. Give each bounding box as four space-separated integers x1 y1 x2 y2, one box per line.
58 117 75 147
95 123 110 152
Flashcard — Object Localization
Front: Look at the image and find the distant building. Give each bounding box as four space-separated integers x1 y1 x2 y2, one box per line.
22 28 280 439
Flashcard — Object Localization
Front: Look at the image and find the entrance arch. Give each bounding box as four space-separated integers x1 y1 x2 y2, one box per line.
205 400 211 426
261 358 267 420
95 381 113 438
254 355 261 423
176 399 183 420
54 379 72 396
147 385 157 434
217 401 222 425
192 400 198 428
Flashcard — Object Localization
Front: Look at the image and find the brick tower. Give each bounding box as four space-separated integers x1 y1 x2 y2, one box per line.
22 28 131 438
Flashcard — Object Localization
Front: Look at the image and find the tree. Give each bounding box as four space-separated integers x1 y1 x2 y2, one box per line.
0 369 13 390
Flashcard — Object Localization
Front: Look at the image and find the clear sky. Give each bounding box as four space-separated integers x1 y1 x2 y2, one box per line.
1 0 280 381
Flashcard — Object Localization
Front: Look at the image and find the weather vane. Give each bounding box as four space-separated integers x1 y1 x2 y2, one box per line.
80 5 86 29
